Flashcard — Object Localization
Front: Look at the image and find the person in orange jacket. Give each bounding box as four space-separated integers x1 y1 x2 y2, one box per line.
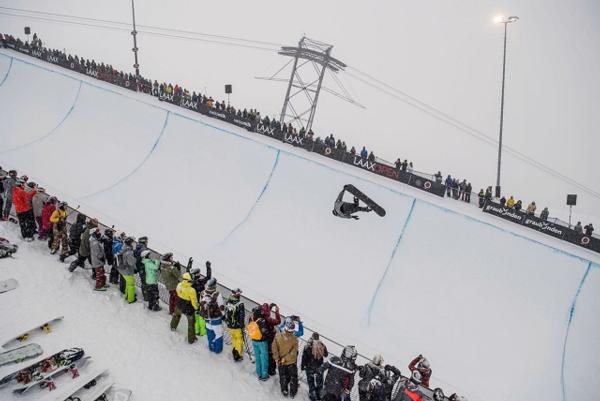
12 180 38 240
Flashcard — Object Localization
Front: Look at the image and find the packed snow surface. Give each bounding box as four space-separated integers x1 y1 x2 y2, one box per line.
0 50 599 401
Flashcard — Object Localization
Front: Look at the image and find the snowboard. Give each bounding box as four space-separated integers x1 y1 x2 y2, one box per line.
0 237 18 257
2 316 64 348
0 347 84 388
0 278 18 293
344 184 386 217
109 387 133 401
13 355 91 394
0 343 43 367
62 368 111 401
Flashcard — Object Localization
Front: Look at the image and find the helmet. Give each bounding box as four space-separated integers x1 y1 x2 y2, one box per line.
372 354 384 366
182 272 192 282
433 388 445 401
283 317 295 332
8 170 17 177
104 228 114 236
206 277 217 288
411 370 422 383
419 358 430 369
58 201 67 209
140 250 151 258
124 236 135 245
47 196 57 204
231 288 242 297
341 345 357 362
138 236 148 244
161 252 173 261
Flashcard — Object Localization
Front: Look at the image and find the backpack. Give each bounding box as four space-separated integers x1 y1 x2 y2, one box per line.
247 319 262 341
224 302 239 328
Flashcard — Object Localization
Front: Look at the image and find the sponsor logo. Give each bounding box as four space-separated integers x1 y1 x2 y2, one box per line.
581 236 591 246
484 204 524 222
284 133 304 145
324 147 333 156
523 218 564 236
180 99 197 110
69 63 75 69
32 50 42 58
86 68 98 78
18 47 30 54
7 43 16 49
46 55 59 63
256 123 275 136
233 118 252 128
208 109 227 120
159 93 174 102
353 156 375 171
375 163 400 179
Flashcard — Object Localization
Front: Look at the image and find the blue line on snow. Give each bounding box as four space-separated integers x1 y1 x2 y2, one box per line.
0 81 83 155
79 111 172 199
0 57 13 87
560 261 594 401
210 150 281 250
366 198 417 326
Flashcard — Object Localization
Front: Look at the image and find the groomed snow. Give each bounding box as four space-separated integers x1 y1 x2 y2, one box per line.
0 49 599 401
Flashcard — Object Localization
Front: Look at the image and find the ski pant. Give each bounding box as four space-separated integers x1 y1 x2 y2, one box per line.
35 216 44 238
278 364 298 397
306 368 324 401
69 254 88 271
195 313 206 336
228 328 244 360
147 284 159 310
465 192 471 203
119 272 126 294
94 266 106 289
16 210 36 239
252 340 269 379
3 197 12 219
109 264 120 284
51 226 68 256
205 318 224 353
138 269 148 301
267 337 277 375
170 309 196 344
168 290 177 314
123 274 136 302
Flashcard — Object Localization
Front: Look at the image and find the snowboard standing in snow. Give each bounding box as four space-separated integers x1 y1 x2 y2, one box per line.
0 278 18 293
0 347 84 388
2 316 64 348
62 368 111 401
12 355 91 394
110 387 133 401
343 184 386 217
0 343 43 367
0 237 18 257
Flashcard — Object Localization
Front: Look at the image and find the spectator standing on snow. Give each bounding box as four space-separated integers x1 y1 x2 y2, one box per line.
464 182 472 203
2 170 18 220
408 355 431 388
248 306 270 381
514 200 523 212
526 202 537 215
506 196 515 209
89 227 107 291
69 218 97 272
49 201 69 258
117 236 137 303
434 171 443 183
358 354 385 401
224 288 245 362
261 302 282 376
478 189 485 208
272 318 300 398
142 250 161 311
160 252 180 315
199 277 225 353
134 236 149 301
170 272 199 344
540 207 549 221
102 228 118 284
321 345 358 401
12 180 38 240
499 196 506 207
40 197 57 241
584 223 594 236
360 147 368 159
31 190 45 235
574 222 583 234
445 175 453 197
301 332 328 401
278 315 304 337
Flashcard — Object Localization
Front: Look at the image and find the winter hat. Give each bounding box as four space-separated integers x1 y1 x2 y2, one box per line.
161 252 173 261
138 236 148 244
104 228 114 236
284 317 295 332
206 277 217 289
419 358 430 369
311 332 320 341
372 354 384 366
141 250 151 258
182 272 192 282
231 288 242 298
124 236 135 245
58 201 67 209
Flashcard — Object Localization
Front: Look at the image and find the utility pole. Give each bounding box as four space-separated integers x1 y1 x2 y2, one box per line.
494 15 519 198
130 0 140 80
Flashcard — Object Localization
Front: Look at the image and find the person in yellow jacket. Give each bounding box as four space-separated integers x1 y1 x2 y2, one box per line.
170 273 199 344
272 318 299 398
50 202 68 258
506 196 516 209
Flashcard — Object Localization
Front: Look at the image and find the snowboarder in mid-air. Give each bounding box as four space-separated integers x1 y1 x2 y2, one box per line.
332 185 375 220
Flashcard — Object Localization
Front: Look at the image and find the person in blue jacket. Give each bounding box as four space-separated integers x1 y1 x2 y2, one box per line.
360 146 368 159
278 315 304 337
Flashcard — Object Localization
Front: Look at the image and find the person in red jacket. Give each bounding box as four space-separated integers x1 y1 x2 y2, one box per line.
12 180 38 241
39 197 57 241
408 355 431 388
261 302 281 376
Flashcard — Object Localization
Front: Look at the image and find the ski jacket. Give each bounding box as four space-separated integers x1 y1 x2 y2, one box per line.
359 362 384 392
41 204 56 231
199 288 224 319
12 186 36 213
278 319 304 337
261 303 281 341
3 177 16 200
540 208 549 220
584 225 594 236
176 280 198 316
118 244 136 275
102 237 114 265
272 331 298 366
69 214 85 250
160 261 180 291
445 176 453 187
248 309 270 342
321 356 357 398
408 357 431 388
301 340 328 371
89 235 105 268
79 224 94 257
506 197 515 208
50 209 67 230
224 297 245 329
526 203 536 214
31 193 45 218
142 258 161 285
360 147 368 158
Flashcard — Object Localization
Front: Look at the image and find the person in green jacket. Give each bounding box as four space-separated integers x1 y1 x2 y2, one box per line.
141 250 161 311
160 252 180 315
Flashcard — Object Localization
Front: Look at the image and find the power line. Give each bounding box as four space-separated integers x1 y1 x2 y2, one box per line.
345 66 600 200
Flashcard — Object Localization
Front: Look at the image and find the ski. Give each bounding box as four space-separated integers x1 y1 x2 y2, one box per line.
344 184 386 216
0 343 43 367
2 316 64 348
0 278 18 293
242 330 255 363
0 347 84 388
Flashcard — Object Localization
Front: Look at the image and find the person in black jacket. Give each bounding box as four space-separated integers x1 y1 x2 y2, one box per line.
134 236 149 301
189 260 212 301
224 288 245 362
359 355 385 401
301 332 328 401
584 223 594 236
102 228 118 284
321 345 358 401
60 213 86 262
